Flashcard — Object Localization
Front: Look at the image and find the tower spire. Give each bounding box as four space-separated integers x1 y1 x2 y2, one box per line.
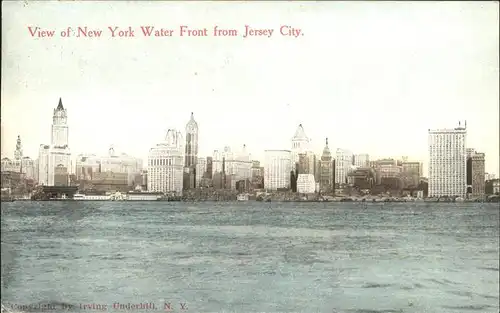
326 137 329 146
56 97 64 110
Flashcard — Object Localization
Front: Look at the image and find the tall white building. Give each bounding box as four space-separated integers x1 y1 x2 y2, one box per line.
195 157 207 184
264 150 291 190
354 154 370 168
38 98 71 186
147 129 185 194
212 149 223 175
291 124 311 167
297 174 316 193
428 123 467 198
225 145 252 182
211 145 252 183
335 148 353 185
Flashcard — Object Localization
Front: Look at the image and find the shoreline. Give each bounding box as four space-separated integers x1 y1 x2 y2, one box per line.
5 197 499 203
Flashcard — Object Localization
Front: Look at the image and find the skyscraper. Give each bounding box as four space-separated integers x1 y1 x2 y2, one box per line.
148 129 184 194
264 150 291 191
428 123 467 198
335 148 353 185
38 98 72 186
296 153 316 193
319 138 334 194
466 148 485 198
184 112 199 189
184 112 199 167
195 157 207 187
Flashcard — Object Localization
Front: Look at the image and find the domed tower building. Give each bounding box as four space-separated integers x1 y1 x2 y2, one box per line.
291 124 310 166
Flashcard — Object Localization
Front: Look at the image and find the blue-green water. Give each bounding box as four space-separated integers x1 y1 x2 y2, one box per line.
1 202 499 313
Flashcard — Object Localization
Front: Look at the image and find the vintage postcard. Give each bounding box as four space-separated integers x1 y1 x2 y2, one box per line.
1 1 499 313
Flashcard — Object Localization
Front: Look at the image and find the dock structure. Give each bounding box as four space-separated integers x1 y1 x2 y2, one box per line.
38 186 78 200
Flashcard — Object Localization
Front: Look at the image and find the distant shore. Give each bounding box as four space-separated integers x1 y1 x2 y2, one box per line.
4 196 499 203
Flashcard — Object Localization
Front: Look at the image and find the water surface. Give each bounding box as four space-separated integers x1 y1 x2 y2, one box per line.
1 202 499 313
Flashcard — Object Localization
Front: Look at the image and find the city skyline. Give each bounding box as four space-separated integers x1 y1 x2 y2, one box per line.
1 103 497 178
1 2 499 176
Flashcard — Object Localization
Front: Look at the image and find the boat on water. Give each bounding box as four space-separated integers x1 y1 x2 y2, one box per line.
73 193 111 201
72 191 163 201
237 193 249 201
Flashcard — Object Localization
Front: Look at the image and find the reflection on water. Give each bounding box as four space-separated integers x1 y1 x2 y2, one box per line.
1 202 499 313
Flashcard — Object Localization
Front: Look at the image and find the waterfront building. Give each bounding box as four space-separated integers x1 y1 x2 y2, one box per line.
212 149 223 175
37 98 71 186
147 129 185 194
195 157 207 187
335 148 353 185
298 153 310 175
305 151 317 177
1 136 22 173
428 123 467 198
298 151 318 177
21 157 37 181
466 148 485 197
89 172 129 192
75 146 143 192
319 138 334 194
138 170 148 190
210 145 252 189
205 156 213 179
38 145 50 185
251 160 264 189
493 180 500 194
471 152 485 197
225 145 252 181
353 154 370 168
296 174 316 193
1 170 23 192
370 158 403 190
264 150 291 191
1 136 37 180
347 167 376 190
184 112 199 189
401 161 423 188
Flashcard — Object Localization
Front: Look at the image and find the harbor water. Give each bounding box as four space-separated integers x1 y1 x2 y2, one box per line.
1 202 499 313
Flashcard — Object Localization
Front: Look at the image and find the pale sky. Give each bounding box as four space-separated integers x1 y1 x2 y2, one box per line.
1 1 499 176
